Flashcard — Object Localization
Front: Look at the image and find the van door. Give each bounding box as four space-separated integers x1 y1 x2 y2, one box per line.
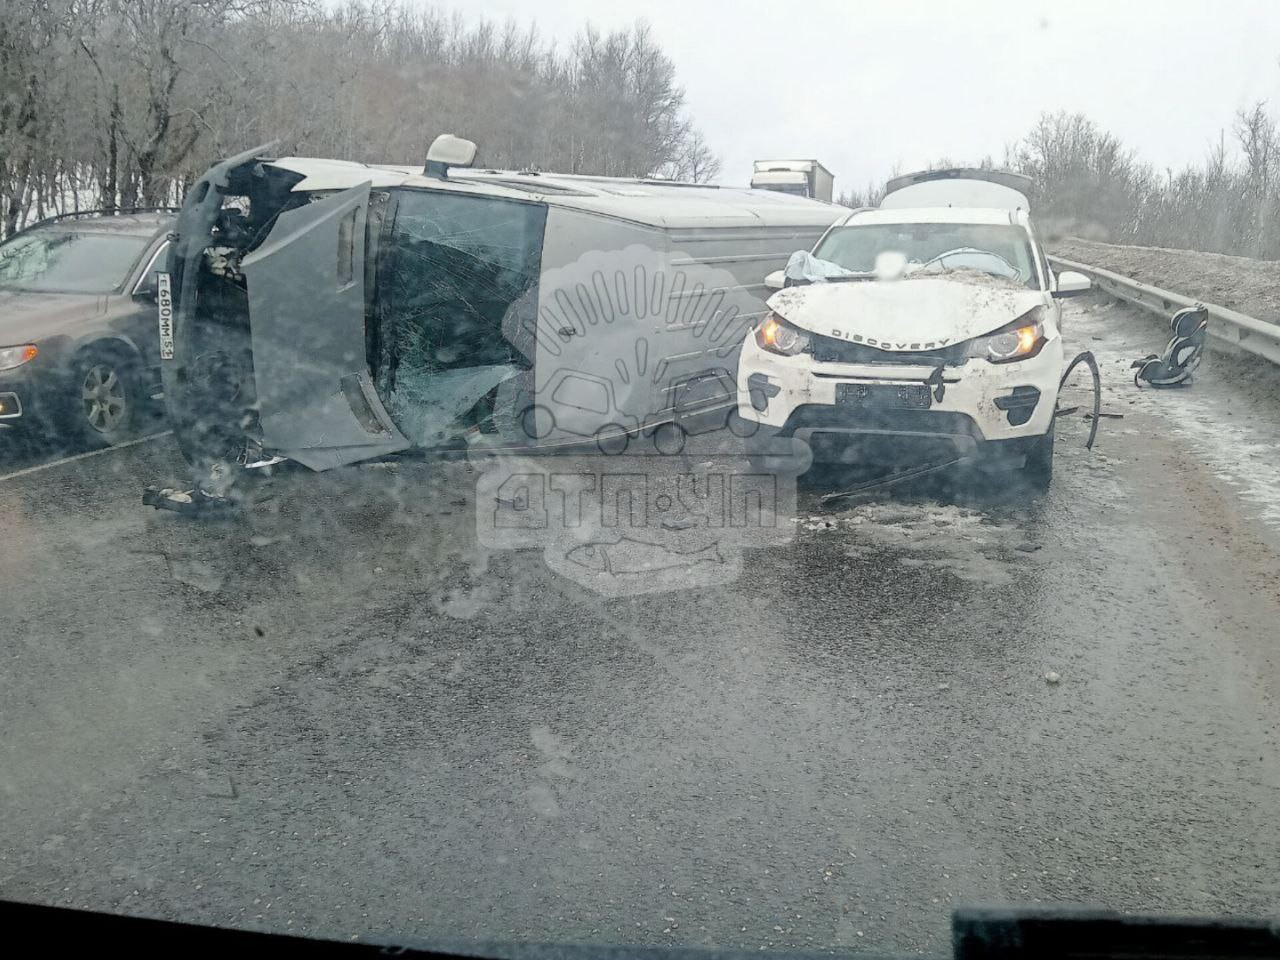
241 182 410 470
377 188 546 448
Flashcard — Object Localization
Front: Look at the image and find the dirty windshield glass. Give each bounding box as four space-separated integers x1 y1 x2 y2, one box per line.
4 2 1280 958
0 229 149 293
814 223 1039 286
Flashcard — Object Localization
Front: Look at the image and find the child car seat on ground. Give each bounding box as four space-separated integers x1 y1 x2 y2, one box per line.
1132 305 1208 387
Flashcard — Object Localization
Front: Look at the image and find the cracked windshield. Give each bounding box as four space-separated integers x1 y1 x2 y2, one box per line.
4 1 1280 957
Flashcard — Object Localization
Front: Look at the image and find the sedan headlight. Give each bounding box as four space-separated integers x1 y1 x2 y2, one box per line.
0 344 38 372
964 310 1046 363
755 312 811 356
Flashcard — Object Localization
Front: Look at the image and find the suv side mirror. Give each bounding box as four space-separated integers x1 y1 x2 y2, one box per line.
1053 270 1091 298
764 269 785 291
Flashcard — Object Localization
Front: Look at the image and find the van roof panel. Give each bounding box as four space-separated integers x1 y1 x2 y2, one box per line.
264 156 844 230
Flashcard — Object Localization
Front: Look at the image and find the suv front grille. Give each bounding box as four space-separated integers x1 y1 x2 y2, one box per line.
809 333 966 367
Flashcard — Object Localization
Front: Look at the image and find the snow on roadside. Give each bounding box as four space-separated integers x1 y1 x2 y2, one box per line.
1064 297 1280 530
1051 237 1280 323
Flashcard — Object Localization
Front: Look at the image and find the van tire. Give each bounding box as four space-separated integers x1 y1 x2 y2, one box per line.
727 412 760 438
595 423 629 456
653 422 685 455
520 404 555 440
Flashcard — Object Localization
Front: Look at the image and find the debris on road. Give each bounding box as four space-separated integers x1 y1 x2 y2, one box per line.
1044 671 1061 685
143 485 235 518
1058 350 1102 449
1132 305 1209 388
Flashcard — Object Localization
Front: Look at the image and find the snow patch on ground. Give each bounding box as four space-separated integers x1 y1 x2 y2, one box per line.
1166 416 1280 526
795 502 1038 586
1066 298 1280 529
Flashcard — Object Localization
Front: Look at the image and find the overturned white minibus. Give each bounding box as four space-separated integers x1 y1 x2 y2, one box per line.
161 137 844 481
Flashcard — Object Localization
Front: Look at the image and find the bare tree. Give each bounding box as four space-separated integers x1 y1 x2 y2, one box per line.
663 128 722 183
0 1 720 237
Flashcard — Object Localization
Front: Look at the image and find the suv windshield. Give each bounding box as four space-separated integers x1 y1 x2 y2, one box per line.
0 228 149 294
814 222 1040 288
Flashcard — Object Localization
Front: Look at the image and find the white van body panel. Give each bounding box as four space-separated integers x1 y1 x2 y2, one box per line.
525 205 836 443
243 155 846 459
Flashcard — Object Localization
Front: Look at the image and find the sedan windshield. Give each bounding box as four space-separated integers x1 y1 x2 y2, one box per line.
814 222 1041 288
0 229 149 294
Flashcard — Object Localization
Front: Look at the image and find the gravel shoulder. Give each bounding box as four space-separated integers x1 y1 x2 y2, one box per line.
1049 237 1280 324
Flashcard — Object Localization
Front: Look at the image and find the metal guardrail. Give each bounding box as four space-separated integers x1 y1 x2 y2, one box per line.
1048 254 1280 366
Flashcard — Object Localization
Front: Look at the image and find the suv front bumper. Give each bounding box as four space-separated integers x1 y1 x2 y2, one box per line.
736 334 1063 451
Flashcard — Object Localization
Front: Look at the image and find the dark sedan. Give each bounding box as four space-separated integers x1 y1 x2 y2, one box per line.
0 209 174 448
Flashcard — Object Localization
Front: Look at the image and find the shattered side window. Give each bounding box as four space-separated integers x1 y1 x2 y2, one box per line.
380 189 547 444
385 190 545 371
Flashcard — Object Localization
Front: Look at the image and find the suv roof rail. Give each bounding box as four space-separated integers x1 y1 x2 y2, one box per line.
14 206 180 235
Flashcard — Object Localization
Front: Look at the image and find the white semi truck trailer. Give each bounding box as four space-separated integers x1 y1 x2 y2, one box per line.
750 160 834 203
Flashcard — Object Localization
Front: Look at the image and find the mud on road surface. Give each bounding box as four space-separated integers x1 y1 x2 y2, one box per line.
1051 236 1280 324
2 295 1280 956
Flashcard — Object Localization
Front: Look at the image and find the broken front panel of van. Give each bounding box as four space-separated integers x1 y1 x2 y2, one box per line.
166 153 553 476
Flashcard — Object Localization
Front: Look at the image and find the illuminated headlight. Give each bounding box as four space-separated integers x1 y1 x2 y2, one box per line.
0 344 38 372
755 312 811 356
964 310 1046 363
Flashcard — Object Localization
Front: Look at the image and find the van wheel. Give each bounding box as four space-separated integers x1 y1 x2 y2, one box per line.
1021 421 1054 492
653 422 685 455
727 412 760 438
520 404 555 440
595 423 629 455
72 351 142 448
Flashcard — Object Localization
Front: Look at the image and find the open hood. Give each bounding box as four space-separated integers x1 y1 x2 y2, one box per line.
880 168 1033 212
767 276 1046 349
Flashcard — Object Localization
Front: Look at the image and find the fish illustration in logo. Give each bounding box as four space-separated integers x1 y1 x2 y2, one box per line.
565 536 724 576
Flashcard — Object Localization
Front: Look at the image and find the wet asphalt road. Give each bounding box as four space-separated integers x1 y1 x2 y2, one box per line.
2 298 1279 957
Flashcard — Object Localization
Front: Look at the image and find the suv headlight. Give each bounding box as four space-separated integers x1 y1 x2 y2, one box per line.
755 312 811 356
0 344 38 372
964 310 1046 363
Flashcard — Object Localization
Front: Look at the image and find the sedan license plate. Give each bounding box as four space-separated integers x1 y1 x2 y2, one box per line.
835 382 932 410
157 272 174 360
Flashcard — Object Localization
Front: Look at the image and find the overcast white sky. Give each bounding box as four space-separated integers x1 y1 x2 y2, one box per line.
409 0 1280 191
